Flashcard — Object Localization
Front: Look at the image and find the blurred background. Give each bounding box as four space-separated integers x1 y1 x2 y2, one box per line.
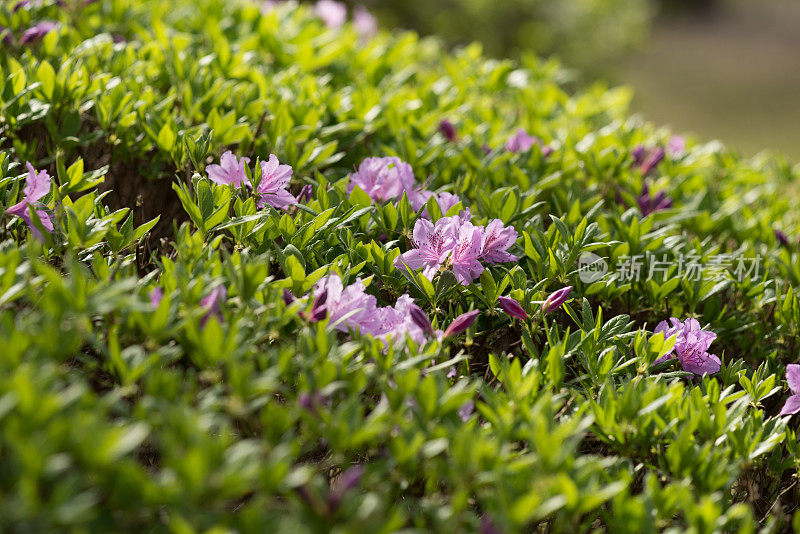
341 0 800 158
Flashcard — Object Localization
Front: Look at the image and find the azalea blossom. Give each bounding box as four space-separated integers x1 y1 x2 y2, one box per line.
394 217 456 279
297 184 314 203
480 219 518 264
256 154 296 210
442 310 479 338
497 296 527 321
200 285 227 325
637 182 673 216
5 162 53 241
780 364 800 416
667 135 686 157
775 229 790 248
353 6 378 39
348 157 416 203
206 150 253 188
409 189 462 218
314 0 347 28
367 294 428 345
439 119 457 142
451 219 484 285
543 286 572 314
206 151 251 188
149 287 164 309
633 146 665 176
20 21 57 44
505 128 551 156
312 274 377 333
653 318 721 375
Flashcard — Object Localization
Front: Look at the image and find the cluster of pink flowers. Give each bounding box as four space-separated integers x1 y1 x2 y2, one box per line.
347 156 464 219
262 1 377 37
206 151 298 210
394 215 517 285
6 162 53 241
298 273 477 344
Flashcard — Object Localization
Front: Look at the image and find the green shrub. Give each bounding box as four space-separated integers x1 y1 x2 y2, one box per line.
0 0 799 531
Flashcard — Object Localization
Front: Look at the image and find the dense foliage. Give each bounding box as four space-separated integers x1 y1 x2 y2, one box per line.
1 0 800 531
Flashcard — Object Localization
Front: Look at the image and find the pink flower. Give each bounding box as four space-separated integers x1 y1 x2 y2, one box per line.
505 128 550 155
653 318 721 375
439 120 457 142
5 162 53 241
781 364 800 416
480 219 518 264
667 135 686 157
314 0 347 28
442 310 479 338
20 21 57 44
368 294 428 345
312 274 378 333
348 157 416 203
497 296 527 321
409 189 463 219
543 286 571 314
200 286 227 325
353 6 377 39
149 287 164 309
394 217 456 279
206 151 251 188
257 154 296 210
451 219 484 285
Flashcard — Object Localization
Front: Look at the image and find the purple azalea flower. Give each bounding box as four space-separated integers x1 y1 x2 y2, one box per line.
667 135 686 157
439 119 457 142
348 156 416 203
367 294 429 344
442 310 479 338
653 318 721 375
328 465 364 510
505 128 539 153
312 274 378 333
282 288 296 306
639 147 665 176
775 229 790 248
458 400 474 421
149 287 164 309
298 390 327 416
206 151 251 188
5 162 54 241
314 0 347 28
632 145 647 166
451 219 484 285
200 285 227 325
780 364 800 416
297 184 314 203
0 26 13 46
411 190 463 218
481 219 518 264
20 21 57 45
543 286 572 314
256 154 296 210
481 515 502 534
353 6 377 39
409 302 434 335
394 216 456 280
637 182 673 216
497 296 527 321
